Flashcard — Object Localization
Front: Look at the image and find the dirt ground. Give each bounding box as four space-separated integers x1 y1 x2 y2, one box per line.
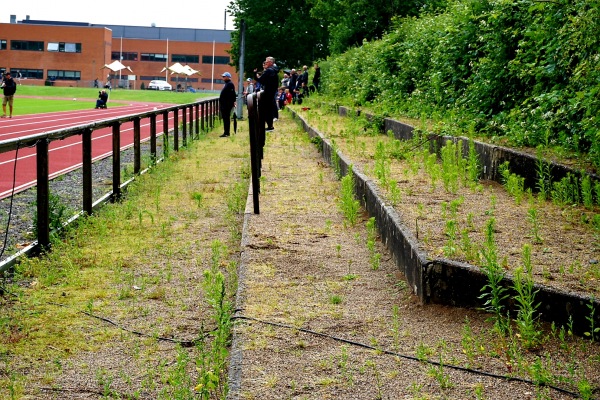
228 112 600 399
2 106 598 399
296 106 600 298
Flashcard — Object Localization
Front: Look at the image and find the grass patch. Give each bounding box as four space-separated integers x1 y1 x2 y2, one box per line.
0 117 248 397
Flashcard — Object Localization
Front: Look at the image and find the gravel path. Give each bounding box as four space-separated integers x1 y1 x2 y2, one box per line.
228 113 600 399
2 109 598 399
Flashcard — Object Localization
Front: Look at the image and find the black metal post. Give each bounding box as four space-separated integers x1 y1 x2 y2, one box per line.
36 139 50 248
133 117 141 173
247 93 260 214
82 128 93 215
111 123 121 202
173 108 179 151
182 106 187 147
195 104 200 137
189 106 194 139
150 114 157 160
163 111 169 157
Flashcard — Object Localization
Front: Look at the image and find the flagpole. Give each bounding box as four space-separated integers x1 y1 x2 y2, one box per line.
119 36 123 87
166 38 169 81
211 40 215 91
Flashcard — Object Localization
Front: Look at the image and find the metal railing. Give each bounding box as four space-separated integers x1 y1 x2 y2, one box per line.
0 97 220 272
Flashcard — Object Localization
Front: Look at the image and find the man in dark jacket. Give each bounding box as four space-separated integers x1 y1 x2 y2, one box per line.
255 56 279 131
219 72 236 137
288 69 298 104
1 72 17 118
95 90 109 109
312 63 321 91
298 65 310 98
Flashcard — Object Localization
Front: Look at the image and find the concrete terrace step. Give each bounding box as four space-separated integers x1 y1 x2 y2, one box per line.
226 111 582 399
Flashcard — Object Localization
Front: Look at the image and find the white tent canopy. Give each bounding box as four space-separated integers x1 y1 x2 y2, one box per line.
160 63 202 91
160 62 185 75
181 65 201 76
160 63 201 76
102 60 133 73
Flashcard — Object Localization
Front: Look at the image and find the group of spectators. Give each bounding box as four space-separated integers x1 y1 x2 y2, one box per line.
244 62 321 110
219 56 322 137
246 59 321 130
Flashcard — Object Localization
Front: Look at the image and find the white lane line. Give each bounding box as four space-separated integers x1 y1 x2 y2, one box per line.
0 104 170 140
0 116 176 167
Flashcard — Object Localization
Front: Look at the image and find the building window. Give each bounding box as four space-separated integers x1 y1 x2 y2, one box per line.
141 76 171 82
201 78 226 84
172 54 199 64
11 40 44 51
11 69 43 79
47 42 82 53
47 70 81 81
202 55 230 65
112 51 138 61
1 40 7 50
141 53 168 62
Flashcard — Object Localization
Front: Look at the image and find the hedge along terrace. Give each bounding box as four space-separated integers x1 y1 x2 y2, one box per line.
319 0 600 171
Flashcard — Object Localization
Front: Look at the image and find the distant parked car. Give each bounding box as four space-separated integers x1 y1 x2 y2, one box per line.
148 80 172 91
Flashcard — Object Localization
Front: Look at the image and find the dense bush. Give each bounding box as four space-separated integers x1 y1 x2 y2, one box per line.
319 0 600 169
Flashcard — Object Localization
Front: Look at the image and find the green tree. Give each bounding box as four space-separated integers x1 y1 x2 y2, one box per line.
307 0 445 55
228 0 328 78
320 0 600 168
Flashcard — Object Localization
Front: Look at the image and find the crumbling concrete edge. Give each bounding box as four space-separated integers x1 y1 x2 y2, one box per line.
291 108 600 338
226 183 254 400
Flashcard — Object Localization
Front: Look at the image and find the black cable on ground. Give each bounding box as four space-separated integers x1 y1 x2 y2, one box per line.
0 139 21 261
47 301 214 348
232 313 581 398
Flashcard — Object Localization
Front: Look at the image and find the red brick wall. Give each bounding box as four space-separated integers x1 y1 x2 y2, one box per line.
0 23 235 90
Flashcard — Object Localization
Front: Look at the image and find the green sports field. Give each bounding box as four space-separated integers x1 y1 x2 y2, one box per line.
8 85 216 115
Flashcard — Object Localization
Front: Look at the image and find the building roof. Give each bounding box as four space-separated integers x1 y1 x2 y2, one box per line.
17 19 231 43
100 25 231 43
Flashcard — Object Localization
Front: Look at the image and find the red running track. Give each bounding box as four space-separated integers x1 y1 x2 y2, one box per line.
0 101 179 199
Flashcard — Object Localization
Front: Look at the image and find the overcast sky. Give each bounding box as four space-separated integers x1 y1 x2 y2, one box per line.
1 0 236 30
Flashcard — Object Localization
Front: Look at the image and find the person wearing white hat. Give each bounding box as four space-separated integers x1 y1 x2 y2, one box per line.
219 72 236 137
243 77 255 104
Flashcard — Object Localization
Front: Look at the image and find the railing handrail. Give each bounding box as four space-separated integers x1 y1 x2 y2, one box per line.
0 98 217 153
0 96 221 271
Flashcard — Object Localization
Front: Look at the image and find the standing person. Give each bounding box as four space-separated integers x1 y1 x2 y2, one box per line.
288 69 298 104
254 72 262 92
243 78 254 104
299 65 309 87
298 65 310 98
15 70 22 85
312 63 321 92
284 88 293 106
1 72 17 118
255 56 279 131
281 72 290 89
219 72 236 137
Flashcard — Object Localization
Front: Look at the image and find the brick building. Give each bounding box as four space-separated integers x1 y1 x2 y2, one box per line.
0 16 236 91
